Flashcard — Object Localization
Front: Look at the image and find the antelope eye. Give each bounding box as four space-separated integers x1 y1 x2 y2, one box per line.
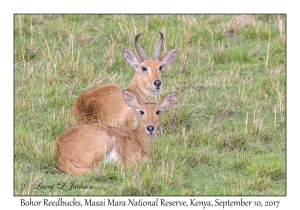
159 66 163 70
142 66 147 71
140 110 145 115
156 110 160 115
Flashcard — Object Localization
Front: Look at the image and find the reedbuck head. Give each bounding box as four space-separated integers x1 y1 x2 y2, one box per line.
123 32 178 94
123 90 178 135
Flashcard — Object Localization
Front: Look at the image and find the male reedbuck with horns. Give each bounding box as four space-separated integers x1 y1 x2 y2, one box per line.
71 32 178 127
56 90 178 175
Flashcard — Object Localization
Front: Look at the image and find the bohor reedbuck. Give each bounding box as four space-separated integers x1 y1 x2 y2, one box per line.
71 32 178 127
55 90 178 175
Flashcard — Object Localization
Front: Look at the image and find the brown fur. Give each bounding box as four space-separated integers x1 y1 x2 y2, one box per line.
71 85 134 126
55 91 178 175
71 35 178 127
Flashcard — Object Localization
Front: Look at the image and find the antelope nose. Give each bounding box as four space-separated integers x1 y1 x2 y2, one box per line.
146 125 155 134
154 80 161 88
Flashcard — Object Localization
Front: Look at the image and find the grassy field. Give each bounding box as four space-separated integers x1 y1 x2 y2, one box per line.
14 14 286 196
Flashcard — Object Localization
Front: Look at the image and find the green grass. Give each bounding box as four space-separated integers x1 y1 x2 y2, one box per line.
14 14 286 195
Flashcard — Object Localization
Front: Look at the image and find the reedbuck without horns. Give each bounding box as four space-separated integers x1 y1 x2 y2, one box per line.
56 90 178 175
71 32 178 127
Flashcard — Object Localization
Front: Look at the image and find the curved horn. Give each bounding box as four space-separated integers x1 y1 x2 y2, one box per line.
134 33 149 61
153 32 164 60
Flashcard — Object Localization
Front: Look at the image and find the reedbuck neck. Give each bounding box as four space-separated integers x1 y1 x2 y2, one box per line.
123 32 178 102
56 90 178 175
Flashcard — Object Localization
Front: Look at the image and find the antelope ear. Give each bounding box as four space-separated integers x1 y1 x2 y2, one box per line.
161 48 178 67
159 92 178 111
123 48 140 72
123 90 140 110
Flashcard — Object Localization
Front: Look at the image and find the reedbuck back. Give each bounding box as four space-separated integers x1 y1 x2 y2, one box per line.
71 32 178 127
56 90 178 175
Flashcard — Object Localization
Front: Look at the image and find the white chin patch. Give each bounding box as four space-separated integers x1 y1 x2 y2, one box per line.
150 87 160 92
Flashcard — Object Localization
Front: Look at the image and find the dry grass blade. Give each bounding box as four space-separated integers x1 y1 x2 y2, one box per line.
224 15 255 35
